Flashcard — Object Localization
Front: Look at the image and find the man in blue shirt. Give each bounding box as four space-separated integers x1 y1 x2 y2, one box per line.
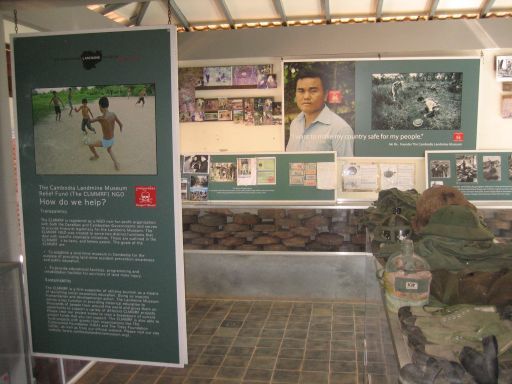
286 71 354 157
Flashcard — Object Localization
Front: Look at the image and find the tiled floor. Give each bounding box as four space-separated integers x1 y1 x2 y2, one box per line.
77 299 398 384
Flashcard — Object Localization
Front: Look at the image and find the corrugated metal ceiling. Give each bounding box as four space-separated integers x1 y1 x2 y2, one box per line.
85 0 512 31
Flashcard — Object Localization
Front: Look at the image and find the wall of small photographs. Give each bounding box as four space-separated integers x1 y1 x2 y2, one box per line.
179 64 281 125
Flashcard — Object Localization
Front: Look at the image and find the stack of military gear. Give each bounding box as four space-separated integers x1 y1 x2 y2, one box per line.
363 186 512 383
397 305 512 383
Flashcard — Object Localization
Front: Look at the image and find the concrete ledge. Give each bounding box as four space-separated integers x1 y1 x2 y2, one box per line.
185 251 381 302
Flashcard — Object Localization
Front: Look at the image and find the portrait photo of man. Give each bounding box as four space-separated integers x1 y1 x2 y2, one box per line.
284 62 355 157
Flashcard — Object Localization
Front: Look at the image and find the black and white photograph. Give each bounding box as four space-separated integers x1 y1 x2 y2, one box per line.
183 154 209 174
496 56 512 82
456 154 477 183
483 156 502 181
430 160 450 178
190 174 208 189
371 72 463 131
210 162 237 182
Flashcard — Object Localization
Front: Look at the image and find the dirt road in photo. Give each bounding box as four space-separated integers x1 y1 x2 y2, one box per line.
34 96 157 175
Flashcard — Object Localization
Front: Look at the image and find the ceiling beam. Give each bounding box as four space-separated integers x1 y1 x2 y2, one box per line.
322 0 331 24
215 0 235 28
130 2 150 26
272 0 288 26
100 3 126 15
480 0 496 18
165 0 190 31
428 0 440 19
376 0 384 21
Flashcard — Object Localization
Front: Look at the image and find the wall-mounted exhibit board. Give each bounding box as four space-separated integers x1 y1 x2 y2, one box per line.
426 150 512 201
179 57 284 153
181 152 336 202
284 58 480 157
337 157 426 201
13 27 187 366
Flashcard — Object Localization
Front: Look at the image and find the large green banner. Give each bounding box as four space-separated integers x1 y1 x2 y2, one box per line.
14 28 186 365
283 59 479 157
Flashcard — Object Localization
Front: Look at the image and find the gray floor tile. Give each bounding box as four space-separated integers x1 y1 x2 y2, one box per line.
272 369 300 383
76 299 397 384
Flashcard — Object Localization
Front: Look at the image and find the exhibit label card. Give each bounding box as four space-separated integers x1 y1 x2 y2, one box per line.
13 28 186 365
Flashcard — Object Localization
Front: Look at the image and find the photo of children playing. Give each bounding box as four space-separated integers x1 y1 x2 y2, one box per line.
32 84 156 175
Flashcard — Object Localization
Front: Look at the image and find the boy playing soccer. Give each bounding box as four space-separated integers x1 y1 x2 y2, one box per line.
88 96 123 171
49 91 65 121
74 98 96 135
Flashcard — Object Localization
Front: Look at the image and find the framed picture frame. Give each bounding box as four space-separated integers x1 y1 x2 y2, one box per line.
501 95 512 118
496 56 512 82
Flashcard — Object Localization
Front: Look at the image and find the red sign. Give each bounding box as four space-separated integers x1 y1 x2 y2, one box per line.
453 132 464 142
327 90 343 104
135 186 156 208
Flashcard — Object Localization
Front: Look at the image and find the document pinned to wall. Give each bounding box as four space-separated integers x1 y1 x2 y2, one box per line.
380 163 415 190
317 162 336 190
342 163 379 191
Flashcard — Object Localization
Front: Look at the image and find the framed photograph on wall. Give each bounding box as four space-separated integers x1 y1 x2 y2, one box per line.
496 56 512 82
502 83 512 92
233 65 258 86
203 66 232 87
501 95 512 118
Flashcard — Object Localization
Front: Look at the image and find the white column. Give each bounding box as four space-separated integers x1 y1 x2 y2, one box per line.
0 17 21 261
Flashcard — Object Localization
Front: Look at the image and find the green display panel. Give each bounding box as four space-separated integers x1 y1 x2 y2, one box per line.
426 150 512 201
13 28 186 365
182 152 336 201
355 59 480 157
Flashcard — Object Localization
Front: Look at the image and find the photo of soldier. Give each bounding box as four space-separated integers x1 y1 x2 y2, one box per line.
483 156 501 181
456 154 477 183
430 160 450 178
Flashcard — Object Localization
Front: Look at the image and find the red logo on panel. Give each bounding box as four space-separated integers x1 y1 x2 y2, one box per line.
453 132 464 142
135 186 156 208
